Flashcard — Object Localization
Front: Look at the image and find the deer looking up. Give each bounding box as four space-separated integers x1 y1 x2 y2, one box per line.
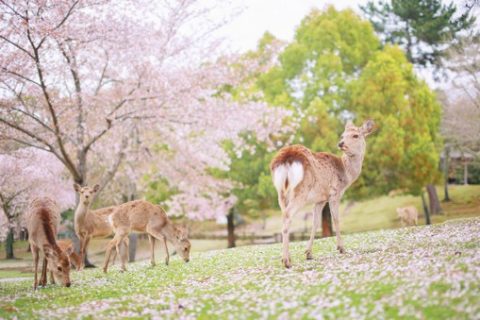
103 200 191 273
271 119 376 268
73 184 118 269
26 197 72 289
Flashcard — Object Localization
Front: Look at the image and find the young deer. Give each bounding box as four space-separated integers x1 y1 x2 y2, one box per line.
73 184 118 269
271 120 376 268
57 239 82 270
26 197 72 289
103 200 191 273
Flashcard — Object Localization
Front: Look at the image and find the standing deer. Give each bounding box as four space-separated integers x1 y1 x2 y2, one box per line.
73 184 118 269
103 200 191 273
271 119 376 268
26 197 72 289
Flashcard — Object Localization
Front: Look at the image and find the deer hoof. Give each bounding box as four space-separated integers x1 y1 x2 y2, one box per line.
305 250 313 260
337 246 345 254
103 267 108 273
282 257 292 268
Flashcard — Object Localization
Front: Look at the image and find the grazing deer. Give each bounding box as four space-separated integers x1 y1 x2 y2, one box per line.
271 119 376 268
73 183 118 269
103 199 191 273
26 197 72 289
57 239 82 271
396 206 418 227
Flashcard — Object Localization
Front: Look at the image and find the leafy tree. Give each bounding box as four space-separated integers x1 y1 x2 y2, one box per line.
350 45 442 218
361 0 476 69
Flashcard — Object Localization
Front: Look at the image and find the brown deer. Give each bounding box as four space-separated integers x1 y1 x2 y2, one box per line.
396 206 418 227
26 197 72 289
73 184 118 269
102 199 191 273
271 119 376 268
57 239 82 270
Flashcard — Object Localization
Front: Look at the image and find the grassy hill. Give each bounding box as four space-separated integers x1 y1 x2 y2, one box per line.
1 218 479 319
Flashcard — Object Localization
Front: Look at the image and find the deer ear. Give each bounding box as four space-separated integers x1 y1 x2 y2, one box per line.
93 184 100 192
74 183 81 192
345 120 355 129
43 244 54 258
360 119 376 136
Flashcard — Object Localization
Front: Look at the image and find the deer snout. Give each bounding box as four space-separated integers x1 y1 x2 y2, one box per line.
66 282 71 287
338 141 344 148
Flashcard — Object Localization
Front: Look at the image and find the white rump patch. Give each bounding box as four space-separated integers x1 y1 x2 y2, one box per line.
273 165 288 192
107 214 114 228
273 162 304 193
287 161 304 190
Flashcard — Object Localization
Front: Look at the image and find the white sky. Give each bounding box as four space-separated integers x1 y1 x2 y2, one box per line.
218 0 367 53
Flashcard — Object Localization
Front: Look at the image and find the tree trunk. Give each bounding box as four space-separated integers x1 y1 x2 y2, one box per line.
443 147 450 202
5 227 15 259
321 203 333 237
426 184 442 215
464 161 469 185
227 209 236 248
421 193 431 225
128 234 137 262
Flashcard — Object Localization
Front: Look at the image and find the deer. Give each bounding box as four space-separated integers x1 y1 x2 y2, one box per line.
270 119 376 268
26 197 72 289
102 199 191 273
57 239 82 270
396 206 418 227
73 183 119 270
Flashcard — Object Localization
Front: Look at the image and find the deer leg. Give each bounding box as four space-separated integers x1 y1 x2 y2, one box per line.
306 201 326 260
329 199 345 254
148 235 156 267
103 236 120 273
79 235 87 270
39 257 48 287
163 236 169 266
32 245 39 290
119 236 129 272
281 210 293 268
50 271 55 284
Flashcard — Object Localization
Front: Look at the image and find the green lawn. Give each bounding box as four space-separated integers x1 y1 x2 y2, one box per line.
1 218 479 319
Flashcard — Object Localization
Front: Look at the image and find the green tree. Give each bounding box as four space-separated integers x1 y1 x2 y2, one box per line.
350 45 442 218
361 0 476 68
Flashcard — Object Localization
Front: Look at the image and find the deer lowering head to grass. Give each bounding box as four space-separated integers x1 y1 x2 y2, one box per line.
396 206 418 227
271 119 376 268
73 183 118 269
26 197 72 289
103 200 191 273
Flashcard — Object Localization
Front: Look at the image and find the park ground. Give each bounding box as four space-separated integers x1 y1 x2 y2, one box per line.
0 185 479 279
0 217 479 319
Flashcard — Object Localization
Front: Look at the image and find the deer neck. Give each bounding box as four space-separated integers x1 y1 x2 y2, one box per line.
342 152 365 185
161 222 178 244
74 201 90 231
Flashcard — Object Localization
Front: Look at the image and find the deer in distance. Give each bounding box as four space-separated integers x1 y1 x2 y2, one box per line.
73 183 120 269
270 119 376 268
103 199 191 273
26 197 72 289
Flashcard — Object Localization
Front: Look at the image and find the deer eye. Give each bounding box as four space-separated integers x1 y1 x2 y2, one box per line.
57 266 62 272
353 134 359 138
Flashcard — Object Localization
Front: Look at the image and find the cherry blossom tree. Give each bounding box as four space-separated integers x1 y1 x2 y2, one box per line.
0 0 234 193
0 148 74 259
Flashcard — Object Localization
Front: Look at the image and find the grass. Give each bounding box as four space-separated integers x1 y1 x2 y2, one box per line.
1 218 479 319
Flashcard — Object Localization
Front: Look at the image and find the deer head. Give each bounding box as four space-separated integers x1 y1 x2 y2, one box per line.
338 119 376 157
73 183 100 206
172 226 191 262
44 244 72 287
